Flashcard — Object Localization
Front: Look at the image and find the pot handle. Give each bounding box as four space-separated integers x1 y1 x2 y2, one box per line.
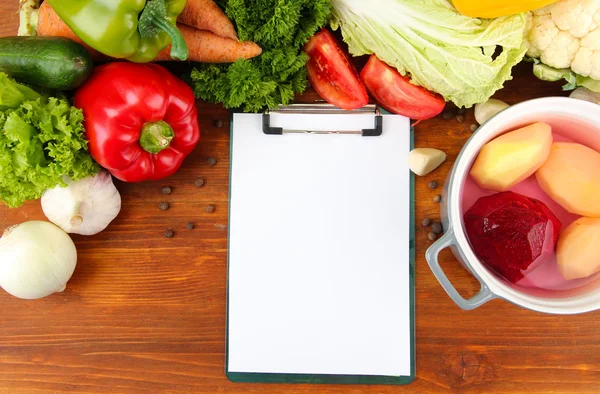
426 229 496 310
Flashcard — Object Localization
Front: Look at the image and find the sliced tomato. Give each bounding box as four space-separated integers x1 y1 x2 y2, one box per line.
360 55 445 120
304 29 369 110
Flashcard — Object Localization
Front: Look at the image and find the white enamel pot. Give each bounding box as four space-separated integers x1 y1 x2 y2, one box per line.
425 97 600 314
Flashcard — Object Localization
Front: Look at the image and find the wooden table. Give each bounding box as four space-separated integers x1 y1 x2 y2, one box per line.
1 3 600 393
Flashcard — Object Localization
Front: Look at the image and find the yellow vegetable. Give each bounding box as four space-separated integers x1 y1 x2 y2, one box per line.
557 217 600 280
536 142 600 217
452 0 560 18
470 122 552 191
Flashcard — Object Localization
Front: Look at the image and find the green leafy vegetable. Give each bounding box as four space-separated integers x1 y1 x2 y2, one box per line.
0 72 41 110
0 73 98 208
190 0 331 112
532 60 600 93
330 0 528 108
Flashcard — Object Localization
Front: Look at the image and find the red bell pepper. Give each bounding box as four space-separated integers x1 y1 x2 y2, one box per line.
74 62 200 182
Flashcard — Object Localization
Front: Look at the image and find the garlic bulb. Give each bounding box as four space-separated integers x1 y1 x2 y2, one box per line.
0 221 77 299
41 170 121 235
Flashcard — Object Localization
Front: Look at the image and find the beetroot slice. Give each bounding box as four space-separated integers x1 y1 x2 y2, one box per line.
464 191 561 284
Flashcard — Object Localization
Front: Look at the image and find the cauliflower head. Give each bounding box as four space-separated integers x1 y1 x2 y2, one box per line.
525 0 600 80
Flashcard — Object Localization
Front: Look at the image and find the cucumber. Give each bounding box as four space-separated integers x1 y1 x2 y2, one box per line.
0 36 93 90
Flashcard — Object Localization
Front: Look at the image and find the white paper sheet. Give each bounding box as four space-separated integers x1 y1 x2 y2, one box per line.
227 112 412 377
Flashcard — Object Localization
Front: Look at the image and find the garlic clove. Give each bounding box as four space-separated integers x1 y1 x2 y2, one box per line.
569 87 600 105
408 148 447 176
41 170 121 236
474 98 509 125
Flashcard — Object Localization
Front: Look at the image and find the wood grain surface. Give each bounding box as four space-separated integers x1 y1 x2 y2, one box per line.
1 3 600 393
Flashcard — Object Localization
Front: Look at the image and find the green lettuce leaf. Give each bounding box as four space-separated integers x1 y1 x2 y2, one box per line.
0 72 41 110
0 94 98 208
330 0 528 108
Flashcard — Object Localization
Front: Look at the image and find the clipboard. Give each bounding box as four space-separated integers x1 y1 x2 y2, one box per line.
225 104 416 385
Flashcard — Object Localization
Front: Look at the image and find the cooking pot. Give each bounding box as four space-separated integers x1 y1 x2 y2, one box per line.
425 97 600 314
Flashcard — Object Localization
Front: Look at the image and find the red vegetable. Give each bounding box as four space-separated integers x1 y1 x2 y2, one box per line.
304 28 369 110
464 191 561 284
360 55 445 120
74 63 200 182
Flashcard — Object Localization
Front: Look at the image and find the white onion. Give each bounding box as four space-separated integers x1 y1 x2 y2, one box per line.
0 221 77 299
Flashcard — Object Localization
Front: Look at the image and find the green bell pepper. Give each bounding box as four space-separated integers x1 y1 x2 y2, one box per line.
46 0 188 63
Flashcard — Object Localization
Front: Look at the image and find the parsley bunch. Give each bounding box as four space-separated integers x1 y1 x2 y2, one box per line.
190 0 331 112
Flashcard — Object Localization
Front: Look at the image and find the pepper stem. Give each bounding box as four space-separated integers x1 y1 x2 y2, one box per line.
139 0 188 61
151 15 188 61
139 121 174 154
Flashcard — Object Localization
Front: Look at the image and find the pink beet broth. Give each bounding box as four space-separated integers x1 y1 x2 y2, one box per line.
462 120 600 294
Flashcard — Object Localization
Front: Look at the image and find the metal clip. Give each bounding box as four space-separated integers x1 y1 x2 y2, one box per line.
262 104 383 136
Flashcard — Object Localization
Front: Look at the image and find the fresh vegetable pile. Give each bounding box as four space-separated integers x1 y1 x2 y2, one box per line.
1 0 600 302
330 0 528 109
0 0 218 300
189 0 331 112
301 0 600 119
25 1 263 63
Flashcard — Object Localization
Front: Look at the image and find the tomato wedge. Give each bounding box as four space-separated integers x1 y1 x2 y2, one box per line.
304 29 369 110
360 55 446 120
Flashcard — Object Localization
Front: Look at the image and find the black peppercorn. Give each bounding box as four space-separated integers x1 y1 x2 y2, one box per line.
456 114 465 123
159 201 170 211
205 204 215 213
161 186 172 195
428 180 438 189
432 222 443 234
470 124 478 132
442 107 456 120
213 119 224 128
433 194 442 203
428 232 437 241
457 107 466 116
186 222 194 230
164 230 174 238
194 177 205 187
206 157 217 166
421 218 431 227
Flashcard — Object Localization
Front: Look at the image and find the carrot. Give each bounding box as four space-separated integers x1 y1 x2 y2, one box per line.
155 24 262 63
36 2 107 62
178 0 238 41
37 2 78 40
